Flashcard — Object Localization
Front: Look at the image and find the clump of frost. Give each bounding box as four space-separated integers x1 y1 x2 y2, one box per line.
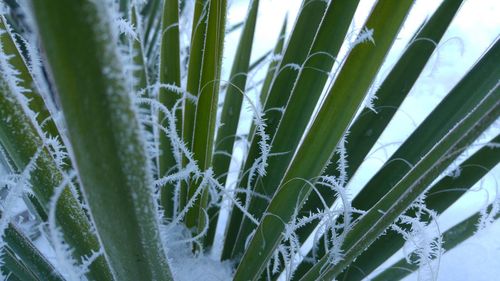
314 176 353 265
266 155 355 281
283 136 354 275
477 192 500 230
115 17 137 40
0 150 40 276
253 109 270 177
391 196 443 281
44 135 69 168
47 171 92 281
14 0 64 126
138 82 266 238
364 78 380 113
349 27 375 49
0 19 72 177
260 135 357 280
281 63 302 72
162 224 233 281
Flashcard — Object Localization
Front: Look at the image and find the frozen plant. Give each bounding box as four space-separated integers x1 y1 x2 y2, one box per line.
0 0 499 281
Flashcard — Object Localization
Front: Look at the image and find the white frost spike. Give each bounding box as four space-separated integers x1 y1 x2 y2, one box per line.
5 2 60 126
48 170 90 281
115 17 138 40
392 197 443 281
478 192 500 230
138 90 263 228
0 25 37 133
136 92 195 168
282 63 302 72
255 112 270 177
447 165 462 178
270 54 283 63
365 79 380 113
315 176 353 266
0 150 40 268
350 27 375 49
44 135 69 168
0 26 54 252
335 133 349 187
237 82 271 178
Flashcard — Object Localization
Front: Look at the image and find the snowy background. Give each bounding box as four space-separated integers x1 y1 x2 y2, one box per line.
219 0 500 280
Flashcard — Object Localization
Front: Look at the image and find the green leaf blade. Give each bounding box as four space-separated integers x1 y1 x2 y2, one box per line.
0 25 114 281
340 133 500 280
302 56 500 280
223 0 330 260
295 1 465 275
372 209 498 281
3 222 65 281
186 0 228 233
232 1 416 279
1 247 38 281
30 1 174 280
159 0 182 219
207 0 260 245
231 0 362 260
